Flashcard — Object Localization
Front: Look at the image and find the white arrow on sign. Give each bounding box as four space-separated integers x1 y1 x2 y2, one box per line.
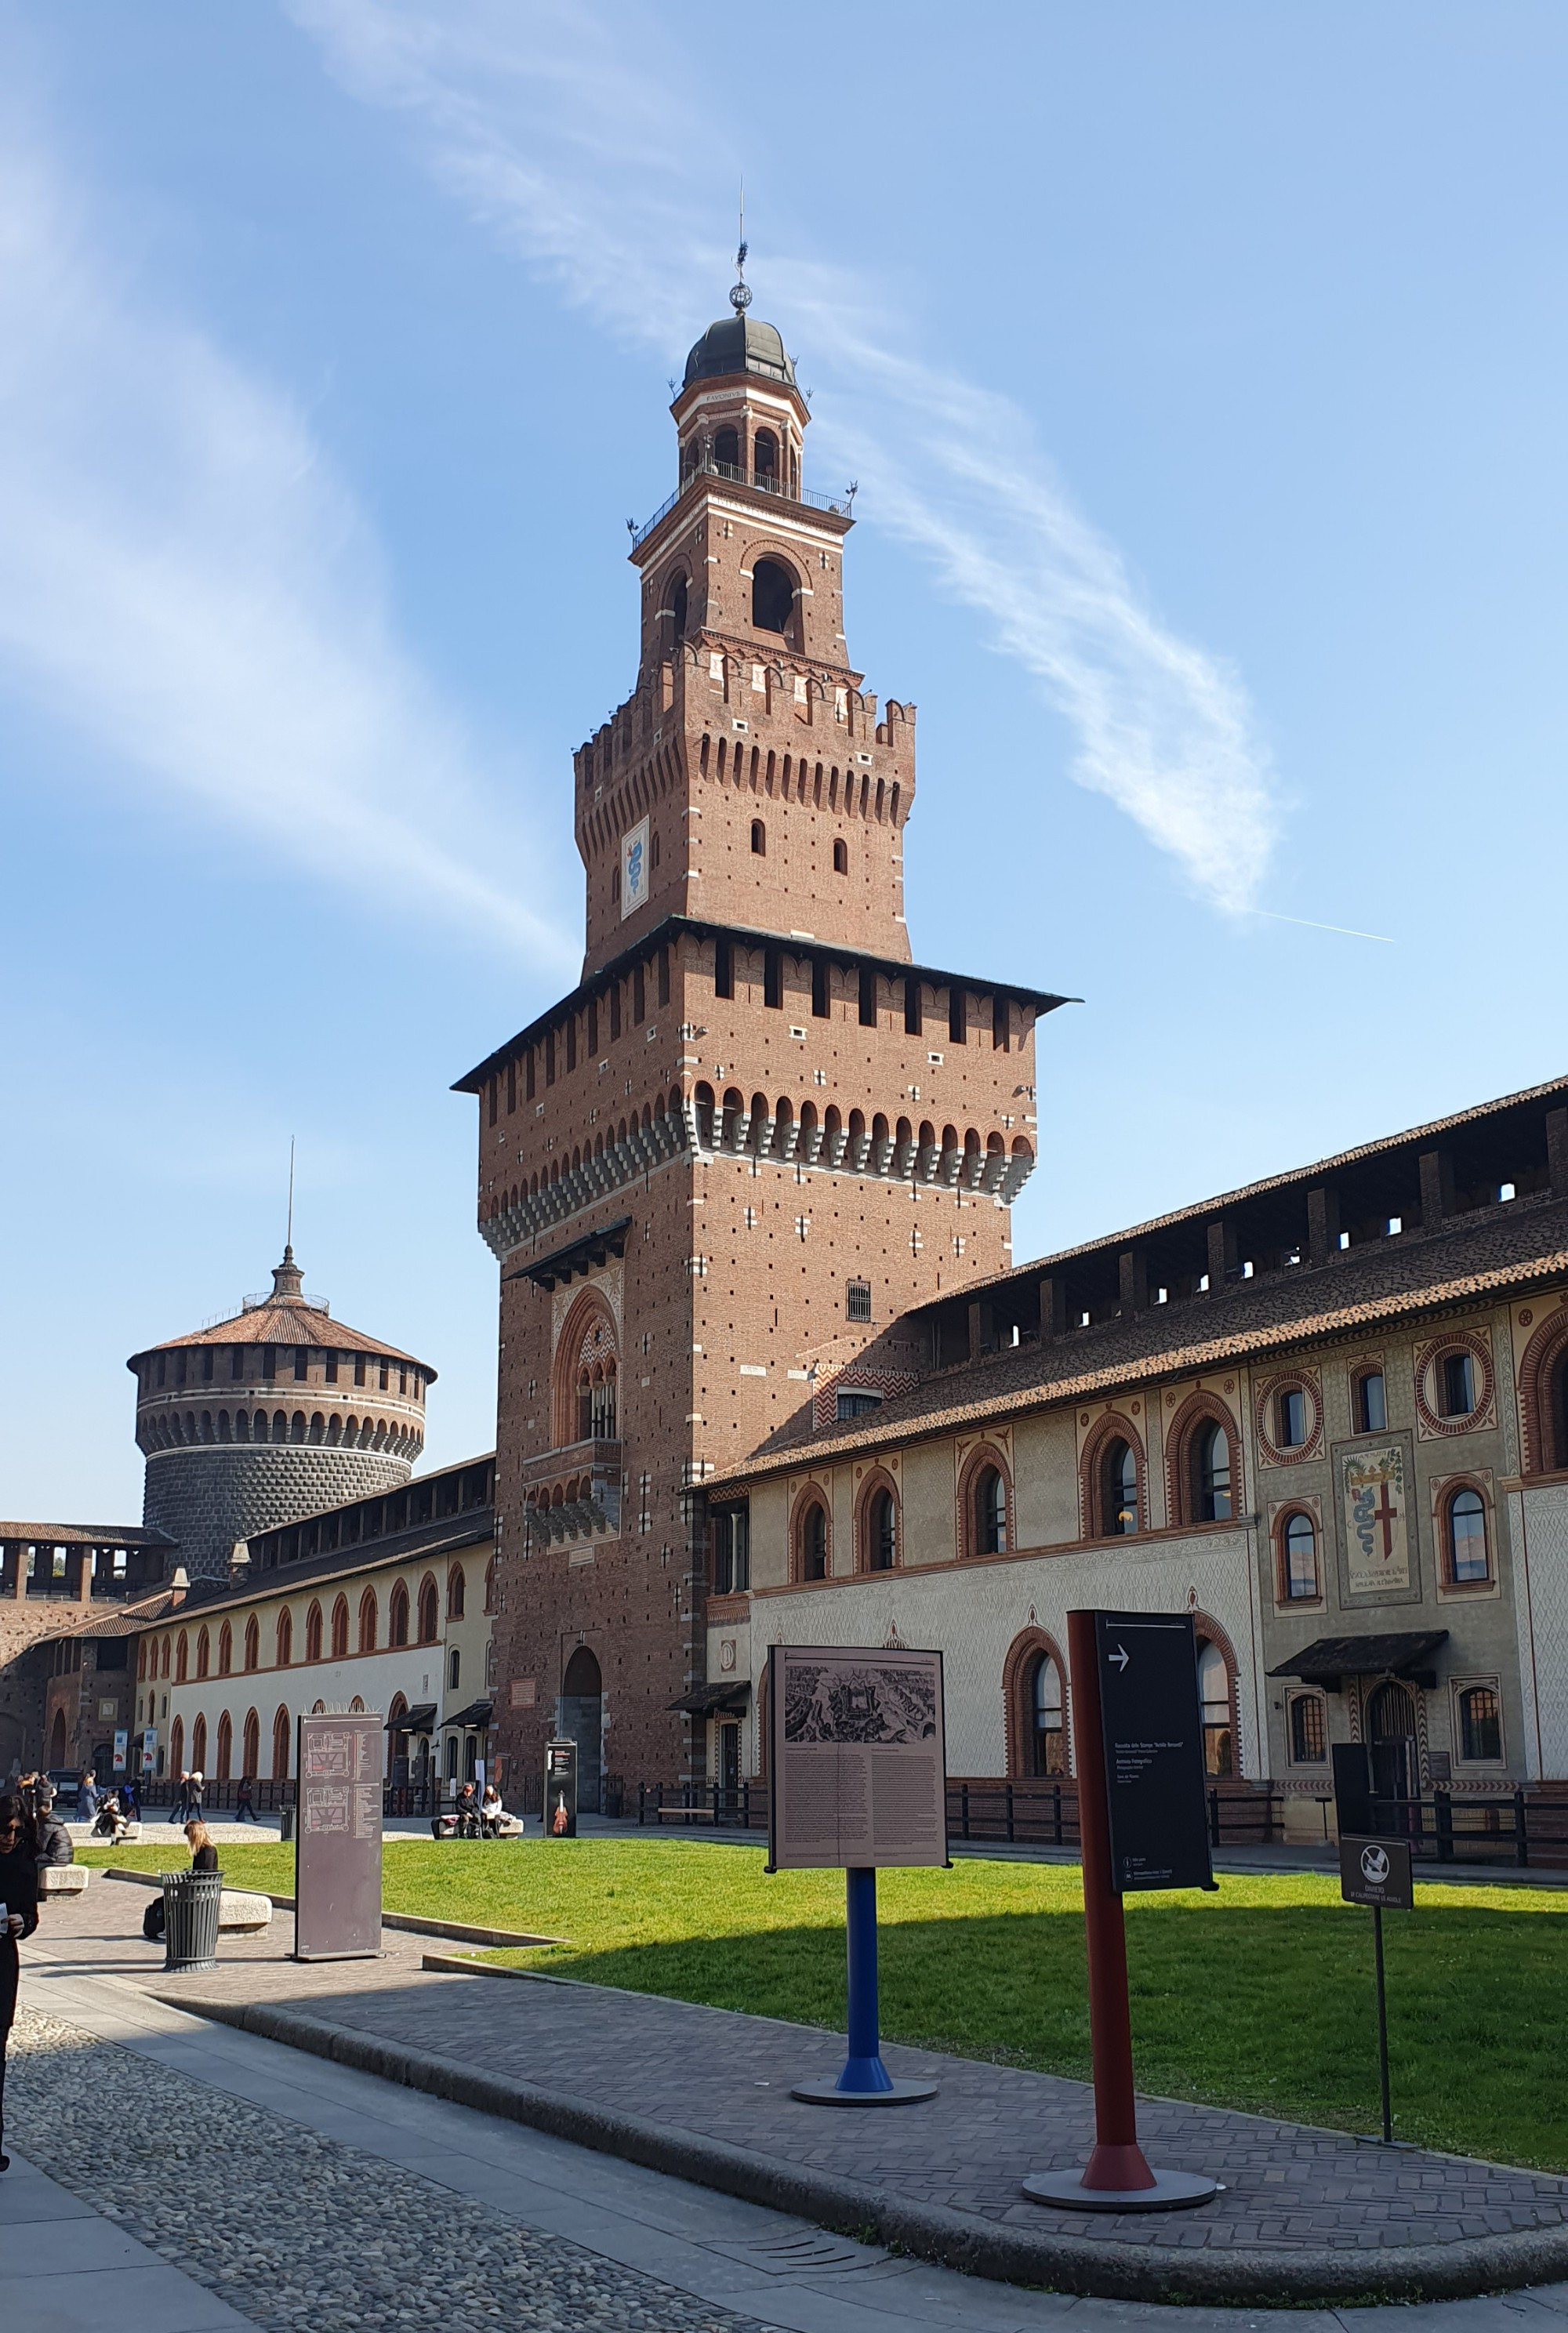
1108 1644 1130 1671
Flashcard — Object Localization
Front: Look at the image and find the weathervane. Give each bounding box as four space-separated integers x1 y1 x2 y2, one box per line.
730 180 751 314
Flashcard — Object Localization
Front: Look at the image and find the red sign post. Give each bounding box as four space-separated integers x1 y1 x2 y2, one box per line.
1022 1609 1219 2212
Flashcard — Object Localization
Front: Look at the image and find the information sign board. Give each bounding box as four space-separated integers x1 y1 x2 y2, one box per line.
545 1738 578 1837
295 1713 383 1960
1339 1833 1414 1910
113 1729 128 1774
1093 1611 1213 1895
768 1644 946 1872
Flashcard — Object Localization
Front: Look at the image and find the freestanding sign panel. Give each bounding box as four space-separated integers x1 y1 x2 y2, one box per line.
113 1729 129 1775
294 1713 383 1961
1094 1610 1214 1895
768 1644 946 1871
1340 1834 1414 1910
545 1738 578 1837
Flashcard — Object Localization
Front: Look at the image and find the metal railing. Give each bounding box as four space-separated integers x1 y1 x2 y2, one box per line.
635 1778 1279 1849
1364 1788 1568 1867
632 460 852 550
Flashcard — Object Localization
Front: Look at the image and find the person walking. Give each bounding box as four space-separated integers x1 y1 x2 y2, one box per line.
0 1794 41 2172
78 1772 100 1827
187 1772 205 1826
234 1775 259 1823
169 1770 189 1823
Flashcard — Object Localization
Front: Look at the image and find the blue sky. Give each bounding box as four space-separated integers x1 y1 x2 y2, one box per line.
4 2 1565 1524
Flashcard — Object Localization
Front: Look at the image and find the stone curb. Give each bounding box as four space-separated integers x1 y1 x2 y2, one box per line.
159 1991 1568 2306
100 1869 561 1948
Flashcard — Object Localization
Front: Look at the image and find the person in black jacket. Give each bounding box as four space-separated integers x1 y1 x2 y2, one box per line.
0 1794 40 2173
32 1795 72 1872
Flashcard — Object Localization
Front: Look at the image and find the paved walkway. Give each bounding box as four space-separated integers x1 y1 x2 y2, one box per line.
19 1873 1568 2306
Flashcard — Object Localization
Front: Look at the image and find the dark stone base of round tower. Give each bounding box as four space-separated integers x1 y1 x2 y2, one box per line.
143 1446 412 1580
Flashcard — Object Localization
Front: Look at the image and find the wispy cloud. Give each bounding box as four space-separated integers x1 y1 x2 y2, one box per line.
290 0 1279 914
0 128 572 972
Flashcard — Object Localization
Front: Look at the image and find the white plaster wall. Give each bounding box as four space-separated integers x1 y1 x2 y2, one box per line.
1512 1484 1568 1780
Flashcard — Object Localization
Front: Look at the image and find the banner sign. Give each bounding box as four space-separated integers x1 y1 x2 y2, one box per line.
295 1713 383 1960
112 1729 128 1774
620 817 650 919
1340 1833 1414 1910
1094 1611 1214 1894
545 1738 578 1838
768 1644 946 1871
141 1726 157 1774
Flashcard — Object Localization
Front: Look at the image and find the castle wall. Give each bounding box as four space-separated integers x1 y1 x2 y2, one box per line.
143 1446 412 1581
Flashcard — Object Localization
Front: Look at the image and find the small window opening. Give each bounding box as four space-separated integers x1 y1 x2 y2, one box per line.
858 968 877 1028
750 818 766 855
845 1279 873 1323
833 839 848 874
764 950 782 1009
948 985 967 1044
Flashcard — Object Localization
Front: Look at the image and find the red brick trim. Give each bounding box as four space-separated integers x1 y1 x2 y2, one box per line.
1254 1368 1323 1467
1001 1626 1069 1780
1077 1412 1145 1541
1432 1470 1497 1588
1516 1305 1568 1473
1414 1329 1495 1439
956 1440 1014 1560
1163 1391 1242 1529
1192 1606 1244 1780
790 1481 833 1583
852 1465 902 1574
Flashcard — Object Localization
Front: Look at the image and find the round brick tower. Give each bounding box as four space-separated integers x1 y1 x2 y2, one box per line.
127 1247 436 1580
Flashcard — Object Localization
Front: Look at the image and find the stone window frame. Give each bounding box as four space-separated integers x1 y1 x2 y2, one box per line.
1271 1497 1326 1608
790 1482 833 1584
1164 1390 1243 1528
1001 1626 1071 1780
1286 1689 1330 1769
1254 1368 1323 1467
1076 1413 1145 1542
1432 1470 1497 1594
1450 1674 1507 1768
959 1439 1015 1560
1413 1329 1495 1439
853 1466 901 1575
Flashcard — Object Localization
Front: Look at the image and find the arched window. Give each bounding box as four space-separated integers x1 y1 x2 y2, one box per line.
1196 1423 1232 1522
1355 1368 1388 1434
750 818 766 855
216 1711 233 1781
191 1714 207 1773
176 1632 189 1683
484 1557 497 1616
417 1576 439 1645
161 1635 170 1678
554 1293 618 1451
1289 1695 1327 1765
217 1622 232 1677
1102 1439 1139 1537
242 1708 260 1780
389 1584 409 1647
1196 1640 1233 1776
1446 1485 1490 1584
448 1646 461 1691
670 571 688 641
752 557 794 633
753 427 779 484
1553 1348 1568 1471
1458 1684 1502 1762
833 839 848 874
195 1627 210 1680
1281 1510 1320 1601
305 1602 323 1662
866 1487 896 1572
358 1588 377 1653
331 1596 349 1658
974 1464 1007 1555
1029 1653 1066 1776
797 1498 829 1581
713 424 739 470
448 1565 466 1620
271 1706 290 1781
243 1616 259 1672
169 1715 184 1775
275 1609 292 1667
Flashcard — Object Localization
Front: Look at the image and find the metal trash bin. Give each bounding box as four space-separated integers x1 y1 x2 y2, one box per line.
279 1805 295 1843
162 1869 223 1972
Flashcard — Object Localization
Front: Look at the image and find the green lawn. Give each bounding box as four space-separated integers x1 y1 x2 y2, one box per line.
78 1837 1568 2172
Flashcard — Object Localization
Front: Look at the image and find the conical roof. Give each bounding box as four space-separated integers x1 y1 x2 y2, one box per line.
126 1248 434 1376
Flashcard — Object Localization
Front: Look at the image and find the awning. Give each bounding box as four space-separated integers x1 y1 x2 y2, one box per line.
504 1217 632 1293
667 1680 751 1718
444 1700 494 1729
386 1702 437 1733
1267 1631 1449 1693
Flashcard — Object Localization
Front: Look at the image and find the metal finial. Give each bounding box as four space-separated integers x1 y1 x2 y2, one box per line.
285 1137 295 1251
729 179 751 314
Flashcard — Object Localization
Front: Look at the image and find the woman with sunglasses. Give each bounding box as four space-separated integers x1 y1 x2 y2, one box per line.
0 1794 39 2173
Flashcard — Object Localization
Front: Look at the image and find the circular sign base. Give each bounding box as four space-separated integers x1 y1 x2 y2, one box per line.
1022 2168 1221 2213
790 2079 939 2107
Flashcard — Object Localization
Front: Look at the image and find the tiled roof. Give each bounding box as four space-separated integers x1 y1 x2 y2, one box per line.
0 1523 172 1547
712 1188 1568 1486
129 1301 426 1367
48 1589 189 1641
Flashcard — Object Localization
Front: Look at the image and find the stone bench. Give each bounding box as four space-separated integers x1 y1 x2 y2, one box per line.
38 1863 89 1896
218 1889 272 1936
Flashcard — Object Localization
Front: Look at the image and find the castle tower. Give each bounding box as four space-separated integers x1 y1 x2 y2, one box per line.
128 1247 435 1580
463 283 1067 1804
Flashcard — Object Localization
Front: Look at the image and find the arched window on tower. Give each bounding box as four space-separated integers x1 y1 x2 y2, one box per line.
713 424 739 471
753 427 779 488
752 557 795 634
670 571 688 644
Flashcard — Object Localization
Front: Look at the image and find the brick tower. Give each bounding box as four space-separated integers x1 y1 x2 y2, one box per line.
461 276 1066 1805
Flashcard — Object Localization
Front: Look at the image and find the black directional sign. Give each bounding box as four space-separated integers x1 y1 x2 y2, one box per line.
1094 1610 1215 1894
1339 1833 1414 1910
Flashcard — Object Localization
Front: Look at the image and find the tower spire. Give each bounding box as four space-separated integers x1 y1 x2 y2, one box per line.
730 181 751 314
272 1137 303 1299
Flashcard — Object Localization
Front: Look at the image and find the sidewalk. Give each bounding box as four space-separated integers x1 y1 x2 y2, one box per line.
21 1873 1568 2306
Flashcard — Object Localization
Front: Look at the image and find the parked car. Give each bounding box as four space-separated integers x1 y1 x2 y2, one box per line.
45 1769 81 1809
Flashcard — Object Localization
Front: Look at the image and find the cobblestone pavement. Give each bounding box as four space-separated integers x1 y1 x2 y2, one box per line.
6 2006 774 2333
29 1881 1568 2265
